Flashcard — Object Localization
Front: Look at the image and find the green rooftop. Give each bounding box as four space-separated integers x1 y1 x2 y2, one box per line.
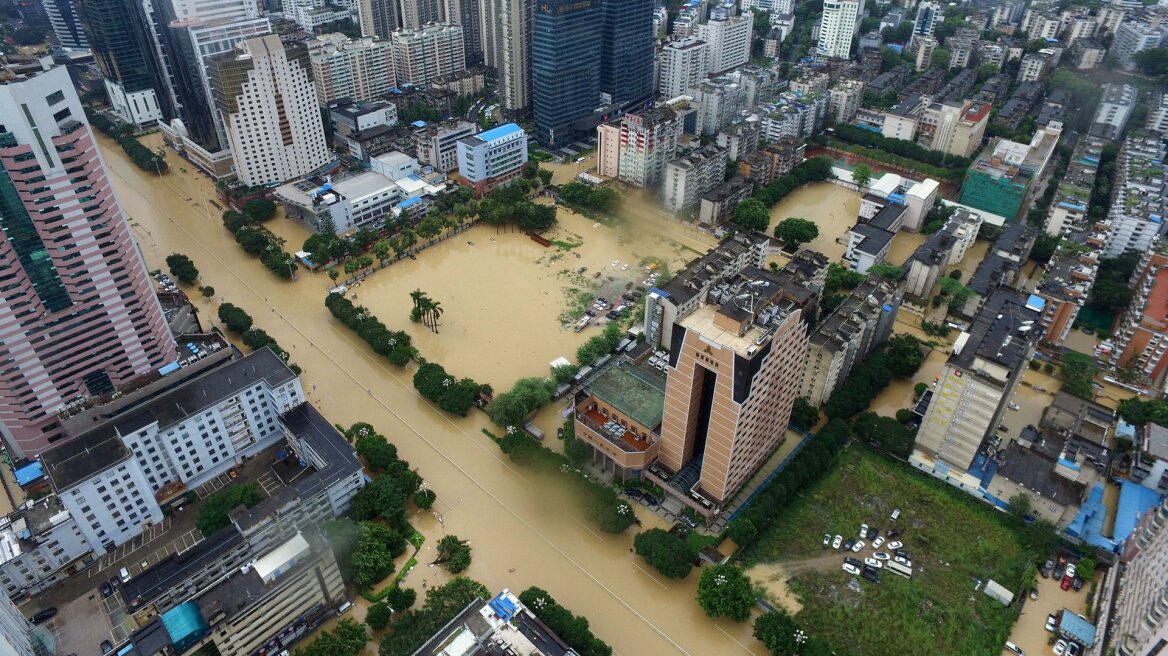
589 363 666 429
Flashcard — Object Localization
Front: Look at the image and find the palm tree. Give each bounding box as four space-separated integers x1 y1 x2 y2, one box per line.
427 300 443 333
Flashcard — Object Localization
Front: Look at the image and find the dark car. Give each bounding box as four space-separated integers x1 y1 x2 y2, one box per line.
844 557 862 567
844 539 856 551
867 527 879 540
623 488 643 499
1041 559 1054 578
895 549 910 560
101 641 113 654
99 581 113 597
862 567 881 584
605 311 620 320
886 529 903 538
642 494 659 507
1072 576 1084 591
1053 563 1066 580
109 576 120 591
30 607 57 624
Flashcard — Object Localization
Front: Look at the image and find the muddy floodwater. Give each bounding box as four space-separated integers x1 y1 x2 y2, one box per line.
768 182 862 261
101 134 768 655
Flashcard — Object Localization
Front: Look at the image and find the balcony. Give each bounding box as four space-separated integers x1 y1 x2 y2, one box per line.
575 411 659 470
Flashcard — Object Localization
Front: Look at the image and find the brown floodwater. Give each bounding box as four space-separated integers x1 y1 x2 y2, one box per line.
101 134 768 655
767 182 862 261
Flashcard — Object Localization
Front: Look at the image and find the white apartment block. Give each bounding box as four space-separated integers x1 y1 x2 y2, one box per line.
743 0 793 11
662 144 727 212
209 35 331 188
829 80 863 123
618 107 682 189
697 9 754 74
817 0 861 59
0 496 92 597
693 77 747 135
1111 20 1166 70
413 119 476 172
282 0 353 30
391 23 466 87
40 349 304 555
309 34 396 105
104 82 164 127
659 37 709 98
1113 499 1168 656
596 121 620 178
1104 136 1168 258
1018 52 1052 81
456 123 528 192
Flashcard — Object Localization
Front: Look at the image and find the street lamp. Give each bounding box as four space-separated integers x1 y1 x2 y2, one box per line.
794 629 806 655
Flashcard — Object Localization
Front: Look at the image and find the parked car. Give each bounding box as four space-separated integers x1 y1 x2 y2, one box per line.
872 551 890 561
1066 642 1080 656
1053 563 1066 580
1072 576 1084 591
861 566 881 584
894 556 912 568
822 533 831 547
843 538 856 551
1061 575 1073 591
866 527 879 540
844 557 862 567
886 529 903 538
859 523 869 539
872 536 884 549
888 540 903 550
1045 615 1057 632
832 535 843 549
1041 559 1053 578
1004 640 1024 655
851 540 865 553
890 508 901 521
842 562 860 575
1029 587 1038 600
865 557 883 569
99 581 112 598
1053 640 1067 656
1066 564 1077 579
100 641 113 654
623 488 643 499
642 495 659 507
30 608 57 624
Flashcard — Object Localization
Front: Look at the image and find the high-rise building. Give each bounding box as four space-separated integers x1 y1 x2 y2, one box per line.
1112 498 1168 656
532 0 602 148
662 143 727 212
456 123 528 197
659 37 709 98
0 65 178 457
42 0 89 49
618 106 681 189
596 120 620 178
401 0 442 29
444 0 482 65
697 6 753 74
913 1 941 41
481 0 532 118
0 588 51 656
816 0 861 59
918 99 991 159
599 0 653 106
358 0 400 39
1111 19 1166 71
1110 250 1168 390
309 33 396 105
391 23 465 87
209 35 331 187
1102 135 1168 258
77 0 174 126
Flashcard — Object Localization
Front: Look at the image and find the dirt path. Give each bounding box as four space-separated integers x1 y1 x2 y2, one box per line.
748 552 847 615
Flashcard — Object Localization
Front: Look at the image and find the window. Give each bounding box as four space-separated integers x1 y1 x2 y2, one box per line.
45 90 65 106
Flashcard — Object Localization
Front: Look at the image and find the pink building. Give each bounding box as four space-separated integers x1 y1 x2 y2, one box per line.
0 63 177 457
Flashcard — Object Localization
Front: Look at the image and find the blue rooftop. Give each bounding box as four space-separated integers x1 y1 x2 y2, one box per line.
398 196 421 208
410 120 426 127
1065 483 1115 550
477 122 523 142
160 602 209 653
1115 480 1162 544
13 461 42 486
1058 610 1096 646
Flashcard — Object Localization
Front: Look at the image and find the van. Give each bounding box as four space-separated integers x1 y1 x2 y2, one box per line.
1004 641 1024 655
890 508 901 521
337 601 352 615
119 567 132 583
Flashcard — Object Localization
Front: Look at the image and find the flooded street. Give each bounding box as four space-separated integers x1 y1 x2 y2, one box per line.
100 134 767 655
1003 573 1093 656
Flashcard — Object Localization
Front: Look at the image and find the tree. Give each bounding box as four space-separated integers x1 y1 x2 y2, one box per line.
1007 492 1033 519
517 587 612 656
166 253 199 284
725 518 758 546
423 577 490 618
243 198 277 222
328 269 340 284
373 240 391 264
356 433 398 471
200 285 215 299
852 411 915 456
790 396 819 430
222 210 250 233
633 529 694 579
975 63 1000 82
1031 233 1059 263
1077 557 1097 580
753 610 801 656
773 217 819 250
696 564 755 622
12 27 47 45
435 535 472 573
851 163 874 188
867 262 902 280
366 602 392 630
914 382 928 397
297 618 368 656
733 198 771 232
895 408 914 423
1060 351 1098 399
412 488 436 509
386 585 417 612
487 377 554 429
196 483 262 536
884 334 926 378
931 47 951 68
352 521 399 587
1134 47 1168 76
217 303 253 332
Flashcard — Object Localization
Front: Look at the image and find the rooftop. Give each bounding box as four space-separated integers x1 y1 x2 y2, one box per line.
412 591 574 656
950 288 1041 372
995 441 1085 505
850 223 894 256
588 362 666 429
474 122 523 143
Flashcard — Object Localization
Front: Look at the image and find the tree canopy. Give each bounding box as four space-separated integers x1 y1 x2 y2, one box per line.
197 483 262 536
851 163 874 188
733 198 771 232
773 217 819 250
487 377 554 429
790 396 820 430
696 564 755 622
296 619 368 656
517 587 612 656
165 253 199 284
413 362 485 416
1060 351 1098 399
435 535 472 574
633 528 695 579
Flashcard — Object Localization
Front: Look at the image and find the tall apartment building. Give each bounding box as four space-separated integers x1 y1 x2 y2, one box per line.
77 0 173 126
1089 83 1137 140
482 0 532 118
817 0 861 59
532 0 602 148
209 35 331 188
42 0 88 49
659 37 708 99
1109 251 1168 390
0 65 178 458
913 1 941 41
662 144 727 212
391 23 465 87
357 0 400 39
1103 135 1168 258
618 106 682 189
309 34 396 105
0 589 51 656
596 121 620 178
918 99 991 159
412 119 475 172
1112 498 1168 656
400 0 442 28
692 76 747 135
801 278 900 406
828 80 864 123
1111 19 1166 70
697 6 753 74
911 289 1041 489
444 0 482 64
456 123 529 197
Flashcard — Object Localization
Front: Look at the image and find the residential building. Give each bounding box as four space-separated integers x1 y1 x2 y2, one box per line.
209 35 331 188
308 34 396 105
1132 423 1168 493
429 69 485 98
967 223 1037 299
759 91 828 141
456 123 529 197
357 0 399 39
698 5 753 73
764 20 794 58
596 120 620 178
913 1 941 41
994 80 1043 132
903 208 982 302
1032 246 1095 347
659 37 709 99
715 119 760 162
760 136 805 179
946 28 978 68
1018 51 1052 81
960 122 1063 221
1109 251 1168 389
1112 498 1168 656
844 203 906 273
1147 92 1168 135
692 77 747 135
280 0 352 31
1102 135 1168 258
76 0 172 125
828 80 864 124
1088 83 1137 141
918 99 991 159
275 165 427 233
40 349 305 552
817 0 861 58
862 173 938 231
42 0 88 49
413 589 578 655
532 0 602 149
698 176 754 227
481 0 533 118
400 0 442 29
800 277 900 405
391 23 465 87
618 106 682 189
330 99 398 139
412 119 475 172
0 64 178 458
790 71 829 97
444 0 482 65
662 144 727 212
1111 19 1165 71
0 495 92 597
0 588 51 656
911 289 1043 489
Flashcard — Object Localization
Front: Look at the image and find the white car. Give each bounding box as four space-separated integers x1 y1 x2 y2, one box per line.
1053 640 1067 656
842 563 860 575
1066 564 1077 579
860 523 869 538
888 540 903 550
611 260 619 267
864 557 883 569
894 556 912 568
822 533 831 547
851 540 865 553
1045 615 1057 632
832 535 843 549
872 537 885 549
873 551 891 561
1008 402 1020 410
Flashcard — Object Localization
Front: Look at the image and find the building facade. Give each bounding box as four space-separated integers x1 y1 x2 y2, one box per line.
77 0 173 126
532 0 602 148
482 0 532 118
309 34 396 105
618 106 682 189
1089 83 1137 141
1113 498 1168 656
391 23 465 87
412 119 475 172
0 65 178 457
456 123 528 197
659 37 709 100
43 0 89 49
662 144 727 212
697 6 753 74
817 0 860 58
357 0 400 39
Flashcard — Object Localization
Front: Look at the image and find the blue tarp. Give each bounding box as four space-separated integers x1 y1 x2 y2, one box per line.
13 461 43 486
968 452 998 488
1115 480 1163 543
488 592 520 622
160 602 209 653
398 196 421 208
158 361 181 376
1065 483 1116 550
1058 610 1096 646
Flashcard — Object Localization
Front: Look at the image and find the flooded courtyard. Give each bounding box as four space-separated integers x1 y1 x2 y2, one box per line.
101 134 769 655
767 182 861 261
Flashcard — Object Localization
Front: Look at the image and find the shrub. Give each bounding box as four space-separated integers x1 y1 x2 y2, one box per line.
217 303 253 333
517 587 612 656
412 488 436 509
366 602 391 630
633 528 694 579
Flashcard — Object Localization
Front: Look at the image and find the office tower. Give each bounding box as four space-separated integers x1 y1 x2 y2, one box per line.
309 34 396 105
482 0 533 118
42 0 89 49
600 0 653 105
0 65 178 457
444 0 482 65
697 5 753 73
209 35 331 187
76 0 174 126
659 37 708 98
532 0 601 148
391 23 465 87
618 106 681 189
817 0 861 59
913 1 940 41
401 0 442 29
358 0 400 39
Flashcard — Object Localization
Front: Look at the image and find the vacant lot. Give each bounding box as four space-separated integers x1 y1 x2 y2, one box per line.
744 448 1028 656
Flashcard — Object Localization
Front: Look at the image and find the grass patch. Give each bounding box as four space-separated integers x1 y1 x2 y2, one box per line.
393 557 417 584
746 448 1028 656
530 149 555 162
686 531 721 554
407 530 425 549
550 238 583 250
